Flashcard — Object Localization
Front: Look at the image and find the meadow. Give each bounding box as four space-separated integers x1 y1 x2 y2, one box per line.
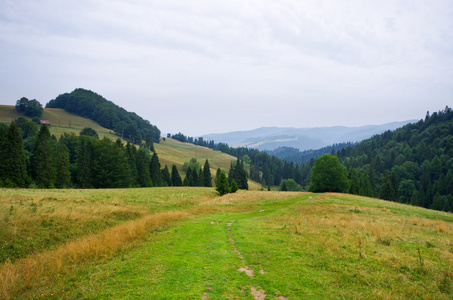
1 188 452 299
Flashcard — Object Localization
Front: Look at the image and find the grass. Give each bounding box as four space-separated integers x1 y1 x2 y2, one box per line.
2 189 452 299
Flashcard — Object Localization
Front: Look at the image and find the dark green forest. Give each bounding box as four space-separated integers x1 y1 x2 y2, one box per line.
326 107 453 212
171 107 453 212
0 120 223 189
46 88 160 143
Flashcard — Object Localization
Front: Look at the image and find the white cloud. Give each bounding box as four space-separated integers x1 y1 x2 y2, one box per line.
0 0 452 135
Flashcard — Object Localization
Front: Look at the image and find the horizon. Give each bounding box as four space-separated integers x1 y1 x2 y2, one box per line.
1 1 452 136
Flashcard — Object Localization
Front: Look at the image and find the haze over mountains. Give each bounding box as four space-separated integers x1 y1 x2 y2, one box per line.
202 121 415 151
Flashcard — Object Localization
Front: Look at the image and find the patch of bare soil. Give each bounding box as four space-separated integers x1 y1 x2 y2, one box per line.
251 286 266 300
238 267 254 277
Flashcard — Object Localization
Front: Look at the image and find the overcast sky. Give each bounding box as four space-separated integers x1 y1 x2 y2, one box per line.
1 0 452 136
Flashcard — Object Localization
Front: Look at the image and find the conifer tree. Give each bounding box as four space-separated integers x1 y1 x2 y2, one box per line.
171 164 183 186
54 143 71 188
93 137 132 188
150 152 163 186
162 165 171 186
230 179 238 193
76 137 95 188
31 124 56 188
0 124 7 182
203 159 212 187
126 142 138 185
215 171 229 196
136 147 151 187
4 122 28 187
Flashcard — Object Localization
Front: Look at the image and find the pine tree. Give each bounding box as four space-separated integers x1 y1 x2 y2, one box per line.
76 137 95 188
162 165 171 186
136 147 151 187
230 179 238 193
171 164 183 186
126 142 138 185
54 143 71 188
31 124 56 188
3 122 28 187
202 159 212 187
215 171 229 196
150 152 163 186
93 137 132 188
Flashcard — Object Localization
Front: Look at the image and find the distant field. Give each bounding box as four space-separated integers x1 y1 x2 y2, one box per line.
1 189 452 299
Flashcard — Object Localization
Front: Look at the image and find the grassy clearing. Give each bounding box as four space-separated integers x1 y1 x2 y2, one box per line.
2 189 452 299
56 193 452 299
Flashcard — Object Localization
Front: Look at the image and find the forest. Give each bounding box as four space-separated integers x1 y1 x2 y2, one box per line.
0 119 249 190
46 88 161 143
171 107 453 213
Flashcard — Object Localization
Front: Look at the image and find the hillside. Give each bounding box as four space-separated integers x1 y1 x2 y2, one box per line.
1 189 452 299
201 121 414 151
1 105 120 140
302 107 453 212
46 88 160 143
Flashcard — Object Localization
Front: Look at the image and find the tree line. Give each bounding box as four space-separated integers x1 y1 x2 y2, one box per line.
305 107 453 212
45 88 161 144
0 118 251 193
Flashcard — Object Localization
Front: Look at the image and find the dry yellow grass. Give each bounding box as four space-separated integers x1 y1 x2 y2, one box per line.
0 210 188 299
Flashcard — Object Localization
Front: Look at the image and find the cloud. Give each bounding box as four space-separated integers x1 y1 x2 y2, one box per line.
0 0 452 135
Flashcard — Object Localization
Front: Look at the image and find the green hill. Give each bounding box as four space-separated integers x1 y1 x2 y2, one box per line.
46 88 160 143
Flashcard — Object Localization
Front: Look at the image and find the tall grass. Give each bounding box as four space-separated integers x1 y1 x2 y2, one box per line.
0 210 187 299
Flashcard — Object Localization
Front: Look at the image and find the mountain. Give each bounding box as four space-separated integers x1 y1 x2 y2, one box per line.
201 121 415 151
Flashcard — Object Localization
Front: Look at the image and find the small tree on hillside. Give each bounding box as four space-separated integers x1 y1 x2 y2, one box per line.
216 171 229 196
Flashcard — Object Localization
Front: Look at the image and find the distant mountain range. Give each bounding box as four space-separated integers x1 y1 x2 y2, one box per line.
201 121 416 151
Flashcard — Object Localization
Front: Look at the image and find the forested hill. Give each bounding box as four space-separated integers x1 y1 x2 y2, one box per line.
266 142 356 166
46 88 160 143
318 106 453 212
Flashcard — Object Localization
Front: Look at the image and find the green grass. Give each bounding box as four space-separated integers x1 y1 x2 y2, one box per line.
23 192 451 299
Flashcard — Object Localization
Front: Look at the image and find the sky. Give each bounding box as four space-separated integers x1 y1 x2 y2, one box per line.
1 0 452 136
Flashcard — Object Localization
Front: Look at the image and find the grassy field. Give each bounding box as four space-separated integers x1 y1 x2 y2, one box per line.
1 188 452 299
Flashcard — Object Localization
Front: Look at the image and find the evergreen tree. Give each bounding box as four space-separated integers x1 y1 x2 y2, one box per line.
126 142 138 185
202 159 212 187
190 166 199 186
54 143 71 188
230 179 238 193
3 122 28 187
76 137 95 188
0 124 7 181
92 137 132 188
215 171 229 196
150 152 163 186
162 165 171 186
171 164 183 186
136 147 151 187
229 159 248 190
31 124 56 188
